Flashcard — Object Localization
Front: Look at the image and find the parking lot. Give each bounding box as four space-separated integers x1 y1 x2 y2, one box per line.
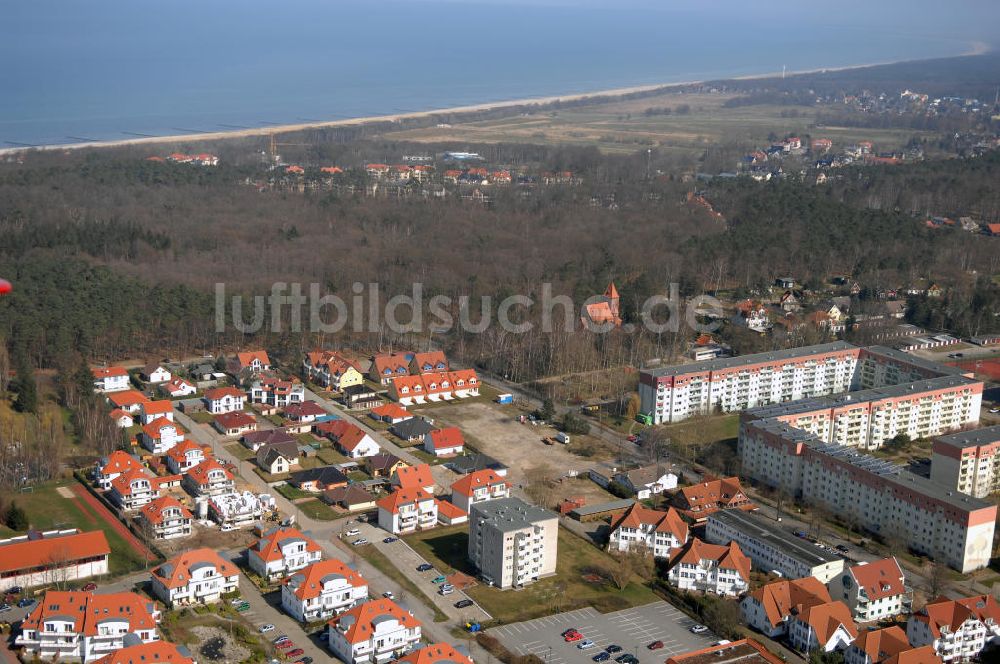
489 601 717 664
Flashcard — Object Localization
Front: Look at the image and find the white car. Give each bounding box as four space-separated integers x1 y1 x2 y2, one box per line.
352 538 369 546
345 528 361 537
220 524 236 532
690 624 709 634
230 598 245 606
990 407 1000 414
382 591 394 599
258 624 275 633
439 586 455 595
577 641 596 650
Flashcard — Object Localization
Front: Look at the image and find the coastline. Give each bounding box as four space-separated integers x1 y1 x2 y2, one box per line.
1 42 990 156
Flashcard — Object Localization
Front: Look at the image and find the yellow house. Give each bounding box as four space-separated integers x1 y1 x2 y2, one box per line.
304 351 365 392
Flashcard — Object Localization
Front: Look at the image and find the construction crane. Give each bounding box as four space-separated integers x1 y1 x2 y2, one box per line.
266 132 311 165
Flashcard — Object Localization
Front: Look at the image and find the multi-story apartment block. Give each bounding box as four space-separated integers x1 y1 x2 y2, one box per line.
150 548 240 607
907 595 1000 662
468 497 558 590
93 450 145 490
786 600 858 654
141 417 184 455
203 387 245 414
303 350 364 392
449 469 511 513
16 591 161 663
741 577 832 638
844 626 939 664
706 509 844 583
665 538 751 597
931 426 1000 498
377 488 439 534
247 526 323 581
281 559 368 623
109 469 160 512
607 503 689 558
137 496 193 540
830 558 910 623
250 376 305 409
182 459 235 497
164 440 209 474
326 598 422 664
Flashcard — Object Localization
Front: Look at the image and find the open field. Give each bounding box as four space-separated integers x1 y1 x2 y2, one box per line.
381 91 937 155
660 413 739 447
405 526 657 624
8 479 152 574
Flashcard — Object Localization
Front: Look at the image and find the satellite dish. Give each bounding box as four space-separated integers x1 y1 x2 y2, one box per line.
0 279 11 295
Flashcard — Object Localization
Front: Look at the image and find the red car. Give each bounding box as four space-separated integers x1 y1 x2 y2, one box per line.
627 435 638 443
81 583 98 592
286 650 304 658
277 641 296 650
564 631 584 643
647 641 664 650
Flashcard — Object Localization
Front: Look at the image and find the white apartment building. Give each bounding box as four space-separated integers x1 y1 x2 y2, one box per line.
786 601 858 654
829 558 910 623
150 548 240 607
907 595 1000 662
468 497 558 590
247 526 324 581
741 577 832 638
0 530 110 590
665 538 751 597
138 496 193 540
250 377 305 409
182 459 235 497
203 387 245 414
208 491 275 528
706 509 845 583
326 598 422 664
108 469 159 512
449 469 511 513
281 559 368 623
93 451 145 490
739 416 996 573
640 342 858 424
16 591 161 663
607 503 689 558
844 626 936 664
92 367 131 393
141 417 184 455
377 488 438 535
931 426 1000 498
164 440 209 474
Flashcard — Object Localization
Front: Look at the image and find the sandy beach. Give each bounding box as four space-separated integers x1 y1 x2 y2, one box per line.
1 43 989 156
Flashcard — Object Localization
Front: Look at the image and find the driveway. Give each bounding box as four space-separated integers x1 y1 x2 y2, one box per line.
489 602 717 664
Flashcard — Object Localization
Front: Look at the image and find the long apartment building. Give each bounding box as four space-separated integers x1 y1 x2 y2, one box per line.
930 425 1000 498
639 342 976 426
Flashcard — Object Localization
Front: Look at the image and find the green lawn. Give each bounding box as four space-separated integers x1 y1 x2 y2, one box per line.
405 526 657 623
353 544 449 622
295 499 339 521
11 480 151 575
661 413 739 446
188 411 215 424
273 483 313 500
224 442 255 461
317 447 349 465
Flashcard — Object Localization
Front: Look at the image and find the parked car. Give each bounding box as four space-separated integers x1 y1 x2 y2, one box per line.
382 591 394 599
562 629 579 637
0 604 11 613
351 538 369 546
431 575 447 584
647 641 664 650
990 407 1000 414
605 645 623 654
564 631 583 643
17 598 35 608
383 537 398 543
416 563 434 572
259 624 275 633
232 598 247 606
792 530 807 538
273 635 290 644
81 582 98 592
236 602 251 612
454 599 474 608
577 640 596 650
615 655 638 664
286 649 304 658
3 587 23 596
440 586 455 595
835 544 849 553
593 653 611 662
277 641 296 650
345 529 360 537
689 624 709 634
221 524 236 532
296 659 313 664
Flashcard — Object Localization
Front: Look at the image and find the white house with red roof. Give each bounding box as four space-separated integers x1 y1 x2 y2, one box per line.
247 526 324 581
213 411 258 437
449 469 511 513
203 386 246 414
741 577 833 638
391 464 435 494
409 351 449 375
15 590 161 662
434 499 467 526
907 595 1000 662
109 409 134 428
424 427 465 457
316 420 381 459
370 352 413 385
141 416 184 454
109 468 159 511
91 641 194 664
251 376 305 408
830 558 909 623
284 400 327 424
107 389 149 414
608 503 689 558
94 450 145 489
235 350 271 374
182 459 235 497
787 600 858 653
150 547 240 606
0 530 110 589
369 404 413 424
92 366 130 393
398 643 473 664
159 377 197 398
165 440 210 474
139 400 174 425
138 496 193 540
844 626 939 664
281 559 368 622
665 538 751 597
326 598 422 664
377 488 438 534
388 369 479 406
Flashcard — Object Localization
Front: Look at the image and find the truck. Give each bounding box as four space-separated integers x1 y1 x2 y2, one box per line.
555 432 570 444
496 393 514 405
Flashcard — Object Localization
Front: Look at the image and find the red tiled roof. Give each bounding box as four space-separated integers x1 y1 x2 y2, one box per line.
435 499 467 521
284 559 366 601
142 416 178 440
111 468 154 496
236 351 270 369
185 459 233 486
850 558 905 601
214 411 257 429
747 577 832 629
165 439 206 463
676 477 750 515
0 530 110 575
667 538 751 582
109 390 150 408
450 469 509 498
205 386 244 400
851 626 910 663
377 487 433 514
249 526 322 563
99 450 143 476
373 352 412 376
92 641 193 664
609 503 688 543
427 427 464 450
152 547 237 589
328 598 420 644
284 401 327 419
140 496 192 526
92 366 128 378
665 640 782 664
796 601 858 645
142 400 174 415
393 463 433 490
21 590 158 636
337 426 373 453
915 595 1000 638
370 403 412 420
398 643 472 664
